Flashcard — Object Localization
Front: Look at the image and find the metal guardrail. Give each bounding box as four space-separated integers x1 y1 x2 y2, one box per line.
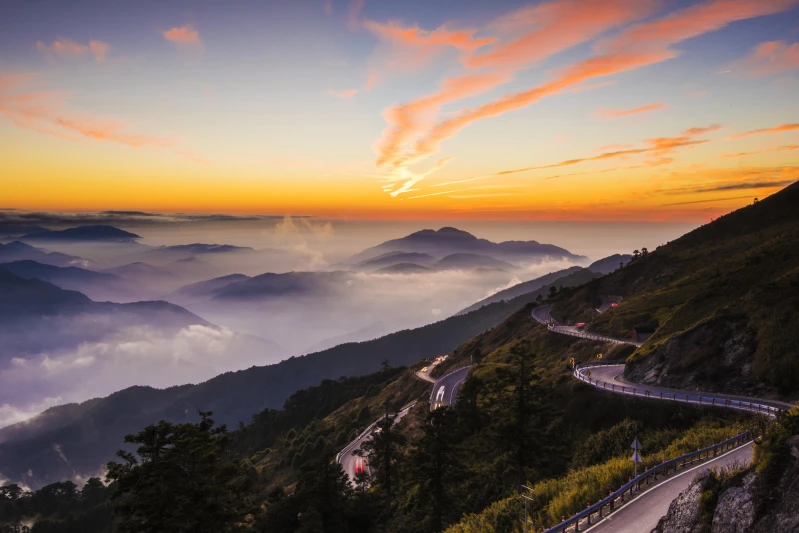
531 305 641 346
574 364 787 417
533 364 790 533
549 324 642 346
335 401 417 465
538 430 754 533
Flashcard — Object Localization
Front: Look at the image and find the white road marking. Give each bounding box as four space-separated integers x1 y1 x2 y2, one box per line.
580 443 753 533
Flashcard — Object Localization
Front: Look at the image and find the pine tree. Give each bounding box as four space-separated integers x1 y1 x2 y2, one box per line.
106 411 255 533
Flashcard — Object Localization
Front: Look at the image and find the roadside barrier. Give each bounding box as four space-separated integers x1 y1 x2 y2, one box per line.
574 364 786 417
532 364 789 532
335 401 417 465
538 430 754 533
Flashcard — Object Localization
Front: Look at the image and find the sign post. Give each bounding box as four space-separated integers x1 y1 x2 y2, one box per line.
631 438 643 478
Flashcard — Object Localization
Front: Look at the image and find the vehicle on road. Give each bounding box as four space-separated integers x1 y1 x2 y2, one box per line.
575 322 586 330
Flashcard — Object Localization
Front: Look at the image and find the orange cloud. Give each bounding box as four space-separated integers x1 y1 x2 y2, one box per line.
0 72 179 151
465 0 658 70
569 80 617 93
393 0 799 173
373 0 657 170
735 40 799 76
363 20 495 91
36 38 109 63
597 102 666 118
728 123 799 139
326 88 358 99
494 124 718 175
163 25 201 45
722 145 799 158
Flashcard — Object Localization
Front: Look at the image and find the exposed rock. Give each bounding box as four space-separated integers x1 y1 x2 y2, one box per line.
651 471 712 533
655 436 799 533
712 472 757 533
750 435 799 533
626 317 767 396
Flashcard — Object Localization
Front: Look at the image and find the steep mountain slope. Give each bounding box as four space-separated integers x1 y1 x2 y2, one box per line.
549 181 799 398
348 227 586 265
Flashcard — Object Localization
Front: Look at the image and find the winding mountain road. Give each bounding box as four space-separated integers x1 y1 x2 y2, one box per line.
429 366 471 411
337 401 416 485
580 443 753 533
531 305 793 532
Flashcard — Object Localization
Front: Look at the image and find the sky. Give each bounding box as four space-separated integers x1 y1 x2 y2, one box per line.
1 0 798 221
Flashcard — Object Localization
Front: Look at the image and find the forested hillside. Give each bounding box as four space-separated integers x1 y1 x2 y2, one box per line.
549 181 799 398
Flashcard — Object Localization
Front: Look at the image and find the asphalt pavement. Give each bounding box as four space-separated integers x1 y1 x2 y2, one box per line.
581 443 753 533
581 365 792 413
430 366 471 410
338 402 415 485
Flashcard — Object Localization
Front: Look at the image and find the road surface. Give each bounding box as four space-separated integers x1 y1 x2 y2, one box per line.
579 364 791 414
532 303 557 325
415 363 439 383
581 443 753 533
430 366 471 410
337 401 416 484
533 308 794 533
532 305 644 347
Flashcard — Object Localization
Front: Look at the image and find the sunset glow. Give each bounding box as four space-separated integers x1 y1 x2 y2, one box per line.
2 0 798 220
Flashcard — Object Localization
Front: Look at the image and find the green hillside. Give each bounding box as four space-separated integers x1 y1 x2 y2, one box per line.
549 181 799 398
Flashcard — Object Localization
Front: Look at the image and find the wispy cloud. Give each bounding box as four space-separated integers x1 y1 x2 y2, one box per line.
596 102 665 118
371 0 799 192
163 24 201 45
659 195 755 206
568 80 617 93
372 0 658 171
36 38 109 63
493 124 719 174
326 88 358 99
348 0 366 29
722 145 799 158
0 72 210 162
363 19 495 91
728 123 799 139
734 40 799 76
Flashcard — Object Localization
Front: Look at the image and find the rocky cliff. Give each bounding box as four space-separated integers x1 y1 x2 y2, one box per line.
652 435 799 533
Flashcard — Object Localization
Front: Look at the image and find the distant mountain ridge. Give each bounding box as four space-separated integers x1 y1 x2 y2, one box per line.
19 224 141 243
0 259 142 302
588 254 633 275
0 268 207 359
0 263 589 487
0 241 88 268
348 227 586 265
